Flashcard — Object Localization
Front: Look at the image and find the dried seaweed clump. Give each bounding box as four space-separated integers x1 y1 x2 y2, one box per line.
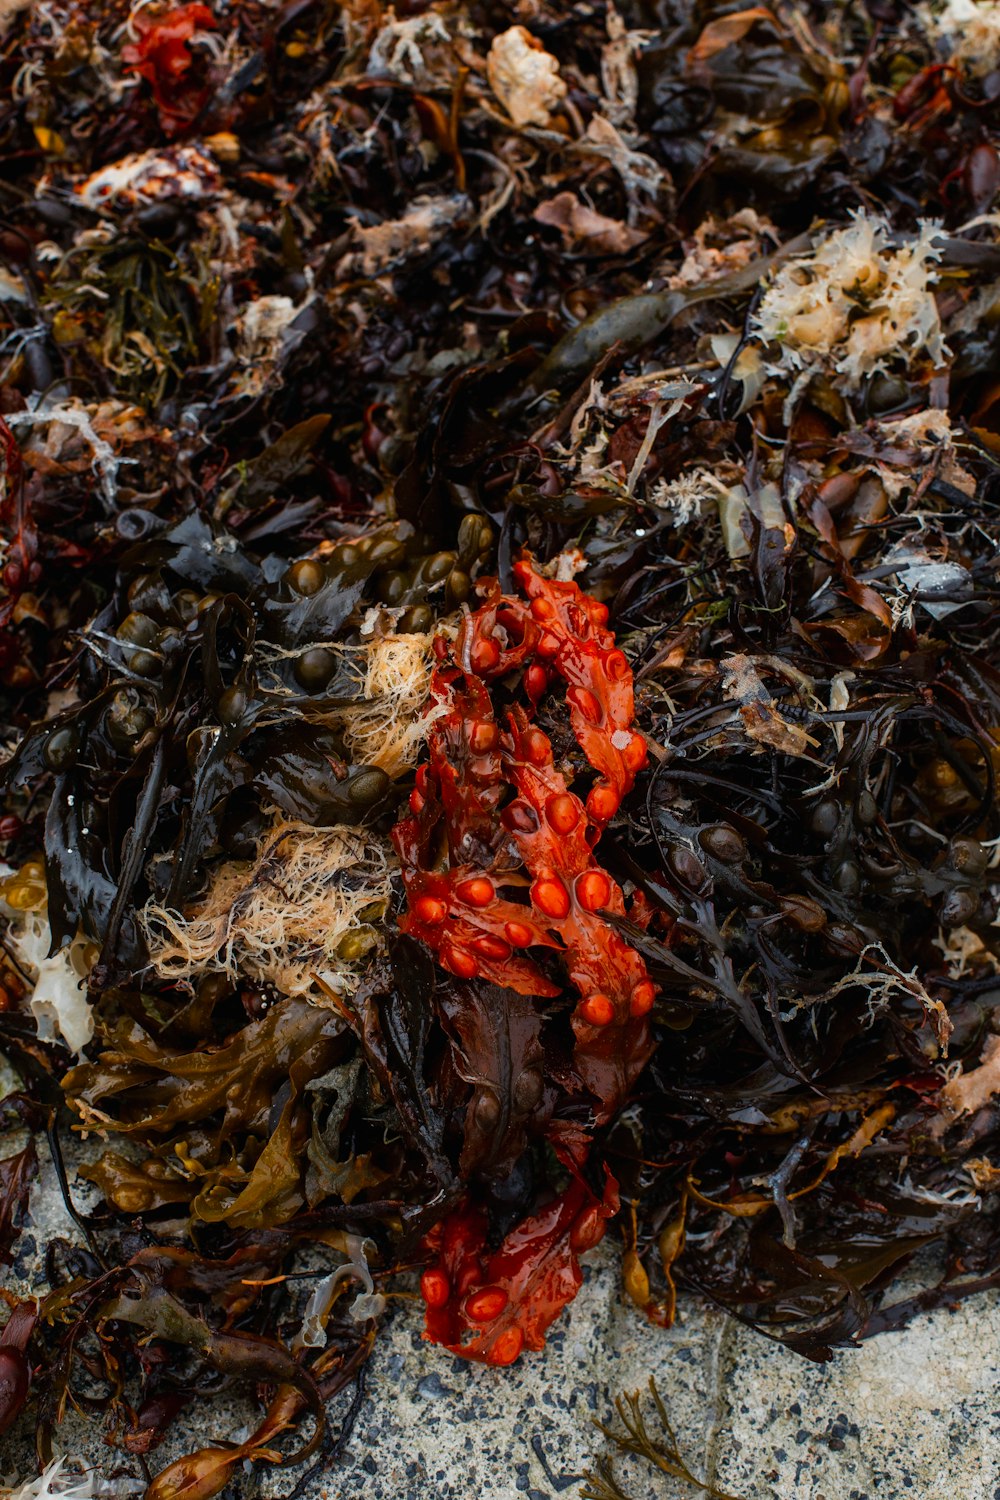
752 215 946 388
0 1458 95 1500
924 0 1000 76
0 865 94 1055
487 25 567 127
334 631 446 780
142 819 393 999
6 916 94 1056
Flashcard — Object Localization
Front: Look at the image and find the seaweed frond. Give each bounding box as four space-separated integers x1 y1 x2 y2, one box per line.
582 1378 742 1500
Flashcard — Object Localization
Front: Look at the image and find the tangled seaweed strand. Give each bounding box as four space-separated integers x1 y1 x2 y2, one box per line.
1 0 1000 1493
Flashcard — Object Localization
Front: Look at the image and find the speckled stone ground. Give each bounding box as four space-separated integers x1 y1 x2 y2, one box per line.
6 1138 1000 1500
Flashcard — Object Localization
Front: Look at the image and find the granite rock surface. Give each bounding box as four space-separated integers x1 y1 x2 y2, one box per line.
5 1140 999 1500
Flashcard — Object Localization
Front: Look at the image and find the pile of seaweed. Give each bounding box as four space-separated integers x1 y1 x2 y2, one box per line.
1 0 1000 1493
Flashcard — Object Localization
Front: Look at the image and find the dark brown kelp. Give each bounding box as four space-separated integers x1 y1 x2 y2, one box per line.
1 0 1000 1492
